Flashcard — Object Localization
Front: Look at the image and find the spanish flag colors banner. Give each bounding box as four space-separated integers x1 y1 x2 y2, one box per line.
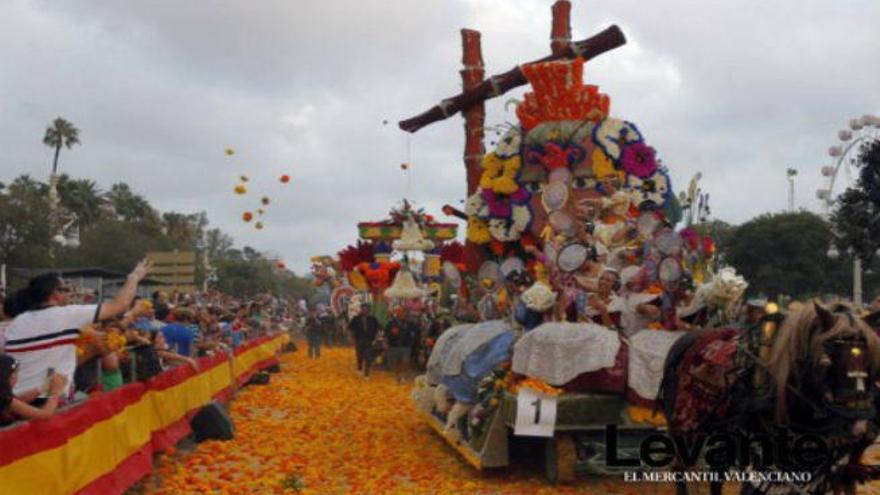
0 333 289 495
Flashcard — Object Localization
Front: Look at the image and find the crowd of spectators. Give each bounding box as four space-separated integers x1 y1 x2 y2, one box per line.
0 260 299 428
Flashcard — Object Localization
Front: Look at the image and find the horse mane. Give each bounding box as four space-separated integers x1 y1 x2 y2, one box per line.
766 300 880 423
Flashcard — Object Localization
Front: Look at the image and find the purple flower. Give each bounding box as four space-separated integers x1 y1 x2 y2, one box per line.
621 142 658 179
482 187 531 218
482 189 511 217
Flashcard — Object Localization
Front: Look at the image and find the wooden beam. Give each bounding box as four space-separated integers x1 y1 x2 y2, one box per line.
398 25 626 133
550 0 572 56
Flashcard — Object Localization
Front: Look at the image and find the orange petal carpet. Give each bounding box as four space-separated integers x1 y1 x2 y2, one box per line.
136 345 880 494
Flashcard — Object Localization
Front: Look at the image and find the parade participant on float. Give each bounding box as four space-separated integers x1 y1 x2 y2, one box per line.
515 281 557 332
619 265 661 336
349 302 380 378
583 268 623 328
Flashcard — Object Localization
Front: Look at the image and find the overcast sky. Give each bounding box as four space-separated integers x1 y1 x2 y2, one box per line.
1 0 878 273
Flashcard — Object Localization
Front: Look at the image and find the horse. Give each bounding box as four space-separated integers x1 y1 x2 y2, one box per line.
658 301 880 495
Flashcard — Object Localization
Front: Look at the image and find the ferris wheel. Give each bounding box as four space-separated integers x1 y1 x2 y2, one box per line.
816 114 880 215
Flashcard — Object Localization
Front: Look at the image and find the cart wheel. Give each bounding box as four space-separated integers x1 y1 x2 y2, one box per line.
544 434 577 485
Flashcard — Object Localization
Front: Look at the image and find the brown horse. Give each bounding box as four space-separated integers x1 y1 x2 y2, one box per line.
659 301 880 495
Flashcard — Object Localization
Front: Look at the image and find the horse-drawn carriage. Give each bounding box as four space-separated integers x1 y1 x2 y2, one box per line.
412 319 685 484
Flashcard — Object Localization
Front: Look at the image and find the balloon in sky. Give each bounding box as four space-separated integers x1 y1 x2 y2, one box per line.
240 175 249 182
234 184 247 195
280 174 290 184
255 221 264 230
242 211 253 222
261 196 271 205
257 208 265 215
225 147 235 156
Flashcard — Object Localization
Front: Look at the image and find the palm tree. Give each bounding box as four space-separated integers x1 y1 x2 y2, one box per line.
43 117 80 175
43 117 80 263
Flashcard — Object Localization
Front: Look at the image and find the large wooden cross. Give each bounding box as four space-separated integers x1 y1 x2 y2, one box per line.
399 1 627 270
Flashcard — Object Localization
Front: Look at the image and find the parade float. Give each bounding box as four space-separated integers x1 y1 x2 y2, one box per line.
334 200 462 323
402 1 747 484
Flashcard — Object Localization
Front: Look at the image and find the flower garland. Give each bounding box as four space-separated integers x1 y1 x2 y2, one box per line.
510 376 562 396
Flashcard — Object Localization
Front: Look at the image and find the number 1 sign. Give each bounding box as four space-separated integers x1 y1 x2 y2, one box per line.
514 387 558 437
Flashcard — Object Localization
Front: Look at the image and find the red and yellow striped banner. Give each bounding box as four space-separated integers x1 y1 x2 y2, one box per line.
0 333 289 495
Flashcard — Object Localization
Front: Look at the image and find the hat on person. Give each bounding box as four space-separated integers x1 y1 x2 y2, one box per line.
521 282 557 312
746 298 768 308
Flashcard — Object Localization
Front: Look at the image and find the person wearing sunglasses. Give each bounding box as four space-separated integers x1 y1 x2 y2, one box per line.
0 353 68 424
2 259 152 400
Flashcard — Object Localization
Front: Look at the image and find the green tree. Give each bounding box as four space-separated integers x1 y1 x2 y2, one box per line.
43 117 80 175
722 211 849 298
56 175 105 227
105 182 159 224
0 175 52 267
830 139 880 264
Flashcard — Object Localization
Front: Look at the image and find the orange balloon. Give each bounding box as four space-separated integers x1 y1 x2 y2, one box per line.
280 174 290 184
242 211 253 222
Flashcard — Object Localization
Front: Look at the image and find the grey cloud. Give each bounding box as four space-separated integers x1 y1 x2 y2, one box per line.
1 0 878 273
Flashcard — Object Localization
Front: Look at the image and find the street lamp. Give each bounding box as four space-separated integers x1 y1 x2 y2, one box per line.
816 114 880 309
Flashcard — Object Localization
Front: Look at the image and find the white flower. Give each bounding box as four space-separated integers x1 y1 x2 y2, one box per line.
465 193 489 219
626 171 669 207
594 118 643 160
495 128 523 159
487 204 531 242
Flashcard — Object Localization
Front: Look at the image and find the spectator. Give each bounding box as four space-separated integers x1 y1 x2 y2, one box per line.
1 353 70 424
305 309 322 359
151 330 199 371
2 260 151 399
161 308 197 357
349 303 379 378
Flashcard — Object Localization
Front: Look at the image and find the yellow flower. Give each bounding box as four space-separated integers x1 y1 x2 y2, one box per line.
491 156 522 194
466 217 491 244
479 153 504 190
591 147 617 179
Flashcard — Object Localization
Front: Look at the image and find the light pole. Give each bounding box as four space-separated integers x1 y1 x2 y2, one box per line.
817 114 880 309
786 168 797 212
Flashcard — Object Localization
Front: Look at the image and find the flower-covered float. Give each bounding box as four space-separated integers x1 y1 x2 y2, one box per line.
336 200 463 324
402 2 750 484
